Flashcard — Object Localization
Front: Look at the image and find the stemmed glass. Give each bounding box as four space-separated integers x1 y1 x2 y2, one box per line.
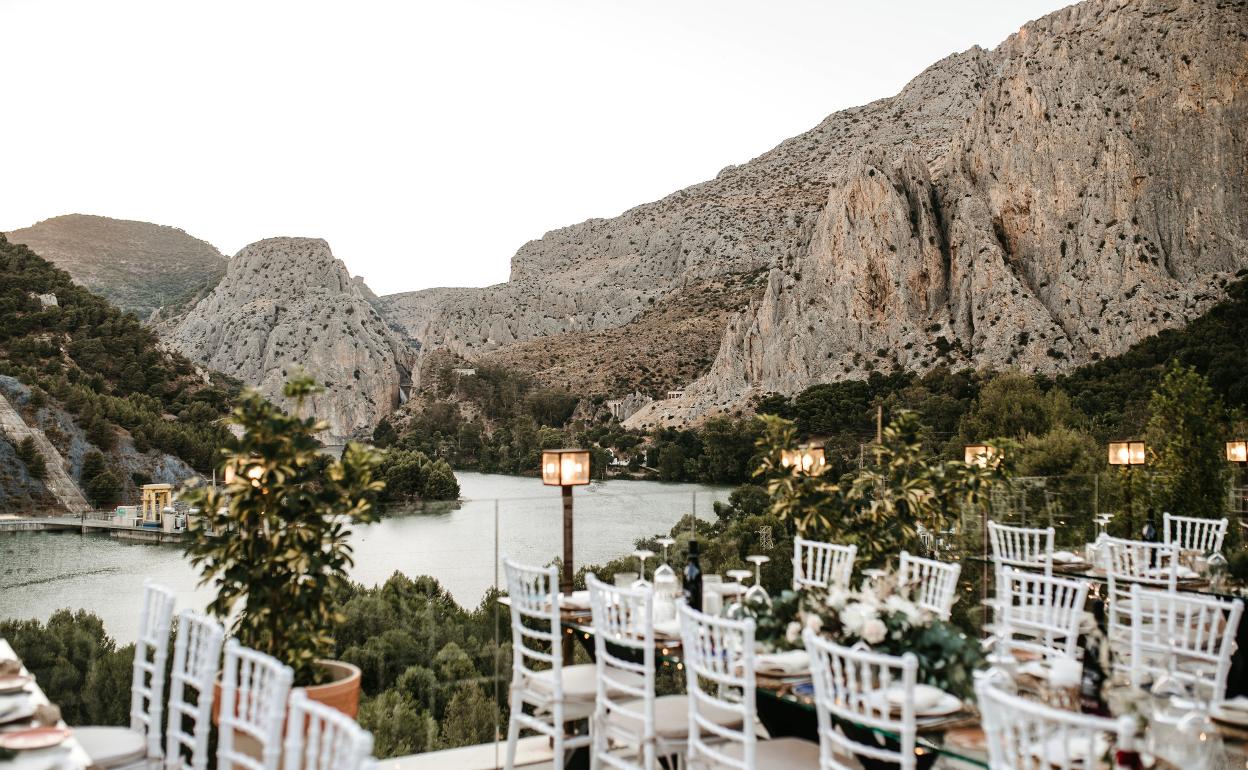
1095 513 1114 541
745 555 772 611
632 549 655 588
725 569 753 620
653 537 676 581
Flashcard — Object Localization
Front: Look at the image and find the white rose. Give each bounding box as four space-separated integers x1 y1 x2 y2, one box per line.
785 621 802 644
862 618 887 645
885 595 923 626
804 613 823 634
841 602 875 635
826 588 849 610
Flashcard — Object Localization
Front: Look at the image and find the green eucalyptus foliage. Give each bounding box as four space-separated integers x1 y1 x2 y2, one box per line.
758 410 1003 570
181 376 384 686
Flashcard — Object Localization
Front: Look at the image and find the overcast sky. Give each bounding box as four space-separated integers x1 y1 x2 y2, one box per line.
2 0 1070 295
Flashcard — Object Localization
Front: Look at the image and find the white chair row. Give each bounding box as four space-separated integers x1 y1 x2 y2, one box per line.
76 581 374 770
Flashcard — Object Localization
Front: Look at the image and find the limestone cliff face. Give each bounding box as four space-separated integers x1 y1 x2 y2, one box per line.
165 238 411 441
624 0 1247 428
380 46 997 357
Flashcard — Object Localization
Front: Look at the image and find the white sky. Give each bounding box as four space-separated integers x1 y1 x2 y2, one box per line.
1 0 1070 295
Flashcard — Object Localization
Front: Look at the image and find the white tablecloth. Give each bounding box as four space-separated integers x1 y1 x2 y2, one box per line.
0 639 92 770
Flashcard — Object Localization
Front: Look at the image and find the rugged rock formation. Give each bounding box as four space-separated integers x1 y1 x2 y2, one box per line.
6 214 227 319
625 0 1247 428
380 46 997 358
165 238 412 441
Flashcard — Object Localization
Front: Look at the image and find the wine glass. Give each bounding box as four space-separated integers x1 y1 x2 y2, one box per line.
745 555 772 611
725 569 752 620
1095 513 1113 541
632 549 655 588
653 537 677 581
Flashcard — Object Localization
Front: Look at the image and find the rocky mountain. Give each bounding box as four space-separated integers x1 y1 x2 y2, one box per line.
379 45 997 362
623 0 1247 428
377 0 1245 429
164 238 412 442
5 214 227 319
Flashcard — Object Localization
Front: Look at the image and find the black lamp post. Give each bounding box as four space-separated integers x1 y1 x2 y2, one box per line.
1108 441 1146 532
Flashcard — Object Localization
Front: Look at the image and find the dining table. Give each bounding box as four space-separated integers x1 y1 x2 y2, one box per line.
0 639 93 770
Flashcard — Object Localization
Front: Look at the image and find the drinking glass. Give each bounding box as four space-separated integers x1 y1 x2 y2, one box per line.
745 555 772 611
615 572 639 587
725 569 753 620
653 537 677 581
632 549 655 588
702 575 723 615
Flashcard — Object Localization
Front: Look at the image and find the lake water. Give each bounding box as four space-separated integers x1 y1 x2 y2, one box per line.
0 473 727 643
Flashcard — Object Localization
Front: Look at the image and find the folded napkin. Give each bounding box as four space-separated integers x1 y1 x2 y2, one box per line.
1052 551 1082 564
560 591 591 610
755 650 810 677
34 704 60 727
1145 565 1199 579
885 684 946 711
0 660 20 677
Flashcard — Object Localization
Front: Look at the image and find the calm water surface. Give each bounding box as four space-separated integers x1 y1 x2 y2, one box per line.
0 473 726 642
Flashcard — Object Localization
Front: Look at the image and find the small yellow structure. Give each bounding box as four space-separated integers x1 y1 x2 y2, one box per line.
140 484 173 523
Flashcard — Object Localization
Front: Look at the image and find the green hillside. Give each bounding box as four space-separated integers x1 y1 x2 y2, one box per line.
0 233 237 483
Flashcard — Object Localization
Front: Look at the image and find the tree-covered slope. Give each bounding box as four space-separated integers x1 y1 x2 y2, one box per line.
0 233 238 503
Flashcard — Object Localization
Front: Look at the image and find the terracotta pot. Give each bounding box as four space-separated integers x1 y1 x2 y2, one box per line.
212 659 362 723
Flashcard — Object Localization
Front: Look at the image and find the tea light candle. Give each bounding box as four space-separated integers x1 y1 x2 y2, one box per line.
1050 656 1082 689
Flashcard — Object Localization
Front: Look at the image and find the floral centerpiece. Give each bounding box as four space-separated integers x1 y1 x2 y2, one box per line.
757 570 983 701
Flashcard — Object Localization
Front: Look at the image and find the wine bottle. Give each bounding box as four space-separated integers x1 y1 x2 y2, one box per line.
1141 508 1158 543
1077 630 1109 716
683 540 703 612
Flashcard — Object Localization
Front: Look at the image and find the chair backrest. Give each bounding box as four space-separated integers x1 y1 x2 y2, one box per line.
283 689 375 770
218 640 295 770
996 569 1089 662
804 630 917 770
503 558 565 689
977 675 1134 770
897 551 961 620
1129 584 1244 700
1163 513 1227 556
987 522 1054 575
132 581 177 760
679 603 756 770
1100 537 1179 666
586 574 655 770
164 611 224 770
793 537 856 591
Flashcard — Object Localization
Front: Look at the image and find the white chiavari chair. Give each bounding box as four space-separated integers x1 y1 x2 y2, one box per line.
995 569 1089 662
504 559 609 770
164 611 224 770
1128 584 1244 701
897 551 961 620
283 689 375 770
217 640 294 770
804 630 918 770
976 675 1135 770
679 604 818 770
987 522 1054 577
1100 537 1178 670
793 538 856 592
75 580 177 769
1163 513 1228 558
587 575 741 770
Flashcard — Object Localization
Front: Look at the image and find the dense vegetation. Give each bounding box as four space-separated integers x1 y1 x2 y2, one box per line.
0 234 238 491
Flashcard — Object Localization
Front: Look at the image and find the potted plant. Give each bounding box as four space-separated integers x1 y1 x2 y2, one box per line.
182 376 383 717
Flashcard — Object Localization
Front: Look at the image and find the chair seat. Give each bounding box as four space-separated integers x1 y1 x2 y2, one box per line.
607 693 744 740
528 663 643 702
75 726 147 768
716 736 822 768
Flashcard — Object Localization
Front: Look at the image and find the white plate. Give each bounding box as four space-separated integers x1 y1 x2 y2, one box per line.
1031 733 1108 766
0 674 32 694
0 694 35 725
1211 702 1248 727
867 686 962 717
756 650 811 677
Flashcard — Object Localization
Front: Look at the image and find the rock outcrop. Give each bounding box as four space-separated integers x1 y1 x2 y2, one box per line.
379 46 997 358
625 0 1248 428
6 214 227 319
165 238 412 441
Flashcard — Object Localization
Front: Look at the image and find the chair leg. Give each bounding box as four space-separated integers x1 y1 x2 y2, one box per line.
504 695 521 770
589 712 602 770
